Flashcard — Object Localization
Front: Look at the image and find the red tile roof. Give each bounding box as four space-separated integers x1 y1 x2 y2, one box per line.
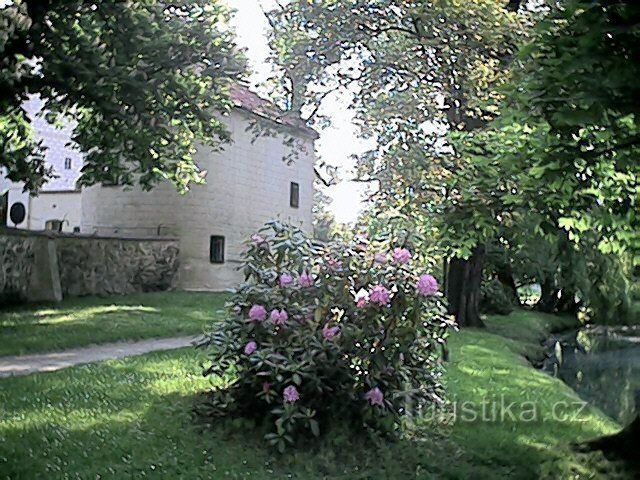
229 85 318 139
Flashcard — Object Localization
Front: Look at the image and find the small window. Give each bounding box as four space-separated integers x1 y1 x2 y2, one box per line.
64 158 72 169
290 182 299 208
210 236 225 264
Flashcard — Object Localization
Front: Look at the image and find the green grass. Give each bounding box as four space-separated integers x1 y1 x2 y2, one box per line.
0 292 227 357
0 309 631 479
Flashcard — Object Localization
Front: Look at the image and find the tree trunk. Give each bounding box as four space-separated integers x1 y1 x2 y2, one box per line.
537 278 559 313
445 246 486 328
496 264 521 307
556 289 580 316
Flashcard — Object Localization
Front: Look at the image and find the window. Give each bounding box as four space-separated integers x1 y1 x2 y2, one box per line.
210 236 225 264
0 192 7 226
290 182 299 208
64 158 72 170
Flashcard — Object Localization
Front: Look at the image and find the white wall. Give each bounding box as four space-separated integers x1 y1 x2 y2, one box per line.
24 96 83 192
1 96 82 230
0 179 29 229
81 109 316 291
28 192 82 232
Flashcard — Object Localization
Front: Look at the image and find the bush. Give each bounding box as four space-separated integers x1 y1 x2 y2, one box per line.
200 221 453 451
480 279 515 315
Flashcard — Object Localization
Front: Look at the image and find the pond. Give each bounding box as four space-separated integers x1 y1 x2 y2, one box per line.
543 325 640 426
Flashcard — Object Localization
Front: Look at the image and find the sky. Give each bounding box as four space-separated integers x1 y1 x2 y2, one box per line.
229 0 371 224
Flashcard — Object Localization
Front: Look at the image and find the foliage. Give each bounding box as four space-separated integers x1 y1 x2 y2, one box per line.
267 1 536 327
269 0 638 326
267 0 530 259
480 279 515 315
456 0 639 259
0 291 227 356
0 0 245 192
200 221 453 451
312 187 343 242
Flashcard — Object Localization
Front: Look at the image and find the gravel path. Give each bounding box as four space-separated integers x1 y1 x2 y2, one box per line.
0 336 200 378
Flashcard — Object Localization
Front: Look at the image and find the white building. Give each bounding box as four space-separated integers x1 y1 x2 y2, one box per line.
0 96 83 233
1 87 317 291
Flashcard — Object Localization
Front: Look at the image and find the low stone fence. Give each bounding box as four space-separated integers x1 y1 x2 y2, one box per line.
0 228 179 304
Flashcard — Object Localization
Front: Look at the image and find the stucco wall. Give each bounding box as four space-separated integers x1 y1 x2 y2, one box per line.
28 191 82 232
1 96 83 230
81 109 315 291
24 95 83 192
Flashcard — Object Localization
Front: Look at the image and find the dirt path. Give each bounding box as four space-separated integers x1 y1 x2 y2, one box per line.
0 336 199 378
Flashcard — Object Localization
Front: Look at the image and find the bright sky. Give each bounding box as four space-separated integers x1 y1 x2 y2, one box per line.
229 0 371 224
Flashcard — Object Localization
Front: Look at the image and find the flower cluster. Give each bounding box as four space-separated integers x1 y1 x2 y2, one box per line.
201 221 453 451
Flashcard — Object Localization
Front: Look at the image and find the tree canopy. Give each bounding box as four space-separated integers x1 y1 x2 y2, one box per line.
0 0 245 193
269 0 638 325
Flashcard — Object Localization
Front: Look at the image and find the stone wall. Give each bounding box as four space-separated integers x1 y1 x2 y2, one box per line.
57 236 179 297
0 229 179 304
0 232 35 303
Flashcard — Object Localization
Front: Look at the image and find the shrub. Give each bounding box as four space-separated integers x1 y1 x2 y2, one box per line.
200 221 454 451
480 279 515 315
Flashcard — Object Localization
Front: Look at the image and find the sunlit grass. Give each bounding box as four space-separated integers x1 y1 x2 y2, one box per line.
0 309 633 478
0 292 228 356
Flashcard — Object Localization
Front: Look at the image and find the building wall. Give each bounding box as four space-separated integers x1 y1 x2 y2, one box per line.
28 192 82 232
0 96 82 230
0 182 29 229
81 109 315 291
24 96 83 192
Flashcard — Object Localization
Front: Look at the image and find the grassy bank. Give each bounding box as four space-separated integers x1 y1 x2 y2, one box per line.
0 309 629 479
0 292 227 357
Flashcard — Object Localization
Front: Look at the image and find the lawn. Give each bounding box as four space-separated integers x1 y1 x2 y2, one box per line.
0 292 228 357
0 308 631 479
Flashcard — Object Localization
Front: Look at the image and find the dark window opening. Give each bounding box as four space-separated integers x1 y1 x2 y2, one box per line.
64 158 72 169
210 235 225 264
0 192 8 226
290 182 299 208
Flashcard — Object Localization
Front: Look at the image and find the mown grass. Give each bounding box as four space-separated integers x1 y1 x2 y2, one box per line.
0 308 632 479
0 292 227 357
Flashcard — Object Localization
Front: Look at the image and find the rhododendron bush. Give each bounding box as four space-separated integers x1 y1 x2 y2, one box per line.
200 221 454 451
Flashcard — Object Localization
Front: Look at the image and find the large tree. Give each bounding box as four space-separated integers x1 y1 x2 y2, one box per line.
452 0 639 323
267 0 530 326
0 0 245 193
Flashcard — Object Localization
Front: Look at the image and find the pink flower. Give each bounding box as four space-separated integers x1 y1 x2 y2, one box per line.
244 341 257 355
364 387 385 407
249 304 267 322
391 247 412 264
279 273 293 286
299 272 315 288
283 385 300 403
369 285 391 306
374 252 388 264
326 257 343 272
251 234 267 248
416 274 438 296
355 289 369 308
270 308 289 325
322 324 340 340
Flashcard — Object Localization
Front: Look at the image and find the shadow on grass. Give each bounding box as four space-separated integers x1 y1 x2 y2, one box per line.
0 292 227 356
